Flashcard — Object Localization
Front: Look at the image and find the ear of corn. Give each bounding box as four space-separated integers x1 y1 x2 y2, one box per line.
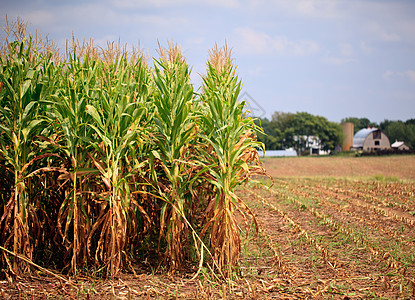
0 18 267 277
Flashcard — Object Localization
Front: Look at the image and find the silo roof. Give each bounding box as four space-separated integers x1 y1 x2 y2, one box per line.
353 128 377 148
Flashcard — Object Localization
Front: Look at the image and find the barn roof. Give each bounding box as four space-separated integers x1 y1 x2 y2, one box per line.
353 128 377 148
391 141 406 148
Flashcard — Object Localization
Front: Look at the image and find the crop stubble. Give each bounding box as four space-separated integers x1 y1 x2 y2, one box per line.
233 156 415 298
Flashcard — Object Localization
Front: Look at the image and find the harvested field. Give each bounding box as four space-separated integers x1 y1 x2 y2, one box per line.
262 155 415 180
237 179 415 298
1 156 415 299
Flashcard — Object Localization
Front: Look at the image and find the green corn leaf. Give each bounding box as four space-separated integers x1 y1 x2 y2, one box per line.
85 104 104 129
21 119 43 142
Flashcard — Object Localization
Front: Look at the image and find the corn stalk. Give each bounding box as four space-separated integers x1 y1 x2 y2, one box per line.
50 50 98 274
85 51 151 277
198 45 265 275
152 43 198 271
0 17 269 277
0 38 48 273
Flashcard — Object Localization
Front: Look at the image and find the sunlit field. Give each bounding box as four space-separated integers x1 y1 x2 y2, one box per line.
236 155 415 299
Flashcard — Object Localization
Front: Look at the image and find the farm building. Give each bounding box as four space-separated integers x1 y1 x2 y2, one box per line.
352 128 391 151
257 149 297 157
391 141 411 150
293 135 330 155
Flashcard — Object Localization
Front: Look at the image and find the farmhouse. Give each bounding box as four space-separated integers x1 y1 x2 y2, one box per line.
352 128 391 151
391 140 411 150
293 135 330 155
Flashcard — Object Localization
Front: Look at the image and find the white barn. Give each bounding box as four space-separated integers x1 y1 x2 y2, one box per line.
352 128 390 151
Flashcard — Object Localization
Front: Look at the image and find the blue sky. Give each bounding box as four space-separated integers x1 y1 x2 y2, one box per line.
2 0 415 123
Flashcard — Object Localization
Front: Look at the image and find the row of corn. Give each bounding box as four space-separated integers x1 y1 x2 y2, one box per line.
0 18 266 278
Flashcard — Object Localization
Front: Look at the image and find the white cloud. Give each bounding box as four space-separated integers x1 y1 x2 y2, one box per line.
405 70 415 82
380 32 401 42
339 43 354 57
382 71 395 80
398 20 415 45
251 0 345 19
294 0 340 18
186 37 205 46
359 41 374 55
324 56 356 65
262 1 414 44
109 0 239 9
203 0 239 8
109 0 190 8
20 10 56 27
366 22 401 42
323 42 356 65
233 27 271 54
232 27 319 56
383 70 415 83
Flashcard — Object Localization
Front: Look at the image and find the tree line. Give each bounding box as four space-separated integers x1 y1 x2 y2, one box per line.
255 112 415 154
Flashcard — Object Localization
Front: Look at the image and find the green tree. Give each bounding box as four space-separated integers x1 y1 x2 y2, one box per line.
282 112 342 155
406 124 415 149
341 117 377 133
254 118 281 150
256 111 343 154
319 119 343 152
271 111 295 150
380 119 415 149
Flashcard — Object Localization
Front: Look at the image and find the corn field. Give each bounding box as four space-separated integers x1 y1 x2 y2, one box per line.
0 18 266 278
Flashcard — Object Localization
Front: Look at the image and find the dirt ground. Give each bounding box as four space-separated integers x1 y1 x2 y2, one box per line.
1 155 415 299
261 155 415 180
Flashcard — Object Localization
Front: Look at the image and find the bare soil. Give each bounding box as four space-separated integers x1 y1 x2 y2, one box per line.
237 178 415 299
262 155 415 180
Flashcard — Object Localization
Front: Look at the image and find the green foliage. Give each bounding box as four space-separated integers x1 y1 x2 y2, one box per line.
0 19 266 279
380 119 415 149
151 43 197 271
253 118 281 150
197 45 264 275
256 111 343 154
341 117 377 133
0 37 51 272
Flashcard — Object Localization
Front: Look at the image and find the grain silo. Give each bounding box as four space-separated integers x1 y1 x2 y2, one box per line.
341 122 354 151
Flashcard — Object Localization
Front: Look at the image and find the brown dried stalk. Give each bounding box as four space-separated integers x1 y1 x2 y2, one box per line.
0 246 78 289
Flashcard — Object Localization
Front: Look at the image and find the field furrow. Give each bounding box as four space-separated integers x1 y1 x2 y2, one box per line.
318 179 415 210
293 181 415 243
237 177 415 299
